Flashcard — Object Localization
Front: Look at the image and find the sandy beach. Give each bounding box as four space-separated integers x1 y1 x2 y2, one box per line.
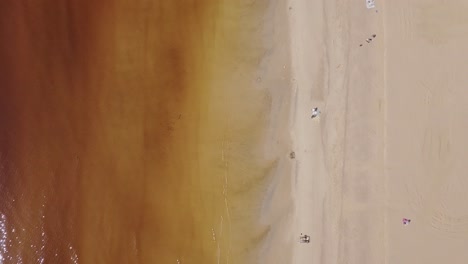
279 0 468 263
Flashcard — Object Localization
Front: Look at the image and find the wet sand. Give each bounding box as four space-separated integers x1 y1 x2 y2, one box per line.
0 1 291 263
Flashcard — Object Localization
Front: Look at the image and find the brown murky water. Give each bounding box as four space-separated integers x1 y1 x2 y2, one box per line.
0 0 286 263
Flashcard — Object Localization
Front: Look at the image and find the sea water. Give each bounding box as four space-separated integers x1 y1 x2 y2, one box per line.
0 0 288 263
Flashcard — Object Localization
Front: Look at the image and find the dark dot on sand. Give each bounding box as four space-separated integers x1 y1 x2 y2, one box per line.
289 152 296 159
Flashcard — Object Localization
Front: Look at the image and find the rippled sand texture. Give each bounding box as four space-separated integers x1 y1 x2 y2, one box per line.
0 1 289 263
385 0 468 263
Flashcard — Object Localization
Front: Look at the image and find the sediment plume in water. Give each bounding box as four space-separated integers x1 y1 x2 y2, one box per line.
0 0 290 263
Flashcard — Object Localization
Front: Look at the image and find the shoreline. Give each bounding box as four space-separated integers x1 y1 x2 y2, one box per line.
255 0 294 263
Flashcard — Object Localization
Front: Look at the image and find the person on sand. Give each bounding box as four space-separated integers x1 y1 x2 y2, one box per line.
402 218 411 225
311 107 321 119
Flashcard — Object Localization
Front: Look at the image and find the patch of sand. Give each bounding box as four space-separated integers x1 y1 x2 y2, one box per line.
281 0 468 263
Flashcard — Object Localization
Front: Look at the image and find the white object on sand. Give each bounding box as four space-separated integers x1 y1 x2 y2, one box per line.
311 107 321 119
366 0 375 9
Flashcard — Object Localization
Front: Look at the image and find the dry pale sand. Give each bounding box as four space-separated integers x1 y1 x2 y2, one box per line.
282 0 468 263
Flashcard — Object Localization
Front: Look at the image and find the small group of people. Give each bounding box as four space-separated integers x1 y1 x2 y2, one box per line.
403 218 411 226
299 233 310 243
366 34 377 43
359 34 377 47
